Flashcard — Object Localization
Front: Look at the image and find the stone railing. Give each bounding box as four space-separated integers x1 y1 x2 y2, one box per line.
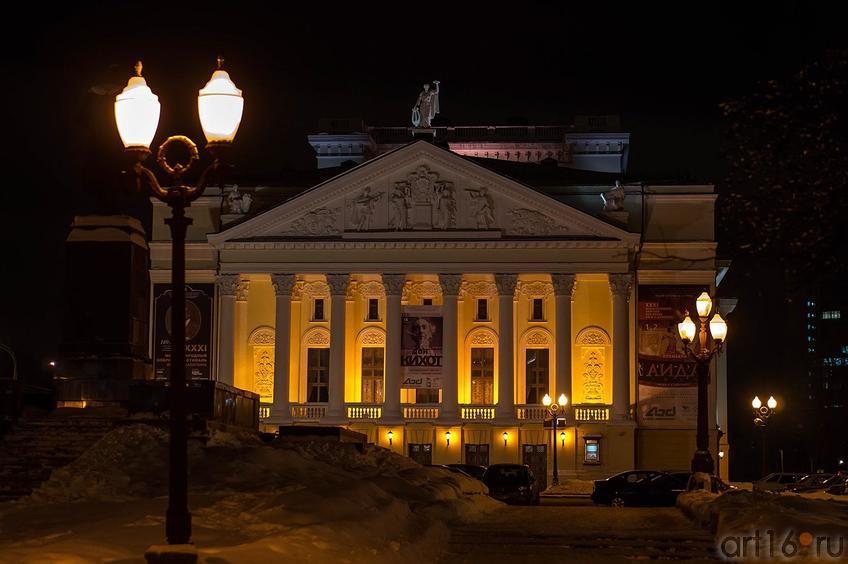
573 404 610 422
290 404 327 420
515 404 548 421
461 406 496 421
402 404 440 420
259 403 272 421
347 404 382 420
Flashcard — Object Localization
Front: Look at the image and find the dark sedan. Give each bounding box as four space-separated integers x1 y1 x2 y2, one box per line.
825 474 848 496
483 463 540 505
788 473 836 493
591 470 687 507
447 463 487 480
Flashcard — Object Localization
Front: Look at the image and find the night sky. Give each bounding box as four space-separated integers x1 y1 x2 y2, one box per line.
2 2 843 478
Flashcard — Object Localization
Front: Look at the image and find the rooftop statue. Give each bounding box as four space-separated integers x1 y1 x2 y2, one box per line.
412 81 440 128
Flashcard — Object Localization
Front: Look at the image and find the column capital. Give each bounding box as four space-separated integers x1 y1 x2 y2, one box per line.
215 274 240 297
326 273 350 296
608 273 633 299
439 273 463 296
494 273 519 296
235 280 250 302
381 273 406 296
551 274 577 298
271 274 297 296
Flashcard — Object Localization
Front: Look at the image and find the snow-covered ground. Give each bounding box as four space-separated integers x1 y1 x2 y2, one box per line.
0 424 500 563
542 479 594 496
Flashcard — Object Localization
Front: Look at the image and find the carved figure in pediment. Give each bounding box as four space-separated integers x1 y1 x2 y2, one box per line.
287 207 339 236
466 187 495 229
350 187 383 231
431 181 456 229
389 182 413 230
507 209 568 236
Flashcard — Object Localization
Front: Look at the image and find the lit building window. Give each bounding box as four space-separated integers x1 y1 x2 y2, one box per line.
361 347 384 403
822 311 841 320
307 348 330 403
470 348 494 404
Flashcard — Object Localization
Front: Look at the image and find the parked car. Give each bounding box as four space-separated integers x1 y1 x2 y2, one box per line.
482 463 540 505
752 473 807 492
787 473 836 493
591 470 686 507
446 463 487 480
668 471 737 493
824 474 848 496
426 464 472 478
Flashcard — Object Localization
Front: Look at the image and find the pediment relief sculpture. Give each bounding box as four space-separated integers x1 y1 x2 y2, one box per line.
285 207 340 236
506 208 569 236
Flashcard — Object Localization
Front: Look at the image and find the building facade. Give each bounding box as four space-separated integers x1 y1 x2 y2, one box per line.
149 131 727 481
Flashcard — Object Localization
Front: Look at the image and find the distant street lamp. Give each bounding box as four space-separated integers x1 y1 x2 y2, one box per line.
114 58 243 548
677 292 727 477
752 395 778 476
542 393 568 487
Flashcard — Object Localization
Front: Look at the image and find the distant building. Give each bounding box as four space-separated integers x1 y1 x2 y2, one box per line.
143 115 730 482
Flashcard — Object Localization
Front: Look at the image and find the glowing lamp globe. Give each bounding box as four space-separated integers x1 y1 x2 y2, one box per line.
695 292 713 318
752 396 762 409
114 62 160 149
198 62 243 145
767 396 777 409
559 394 568 407
710 313 728 342
542 394 552 407
677 315 696 343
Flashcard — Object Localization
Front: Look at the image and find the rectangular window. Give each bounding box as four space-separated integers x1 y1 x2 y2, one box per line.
313 298 325 321
423 298 433 306
584 437 601 464
307 348 330 403
361 347 384 403
476 298 489 321
470 348 495 404
822 310 841 320
525 349 549 404
367 298 380 321
416 388 440 403
531 298 544 321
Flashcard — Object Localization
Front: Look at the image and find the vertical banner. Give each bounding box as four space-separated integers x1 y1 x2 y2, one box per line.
400 305 443 389
637 285 705 428
153 283 214 380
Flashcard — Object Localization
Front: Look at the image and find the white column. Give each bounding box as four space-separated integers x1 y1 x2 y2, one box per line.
215 275 239 386
234 279 250 388
382 274 406 422
326 274 349 420
609 273 633 420
552 274 576 414
269 274 296 423
440 274 462 421
495 274 518 419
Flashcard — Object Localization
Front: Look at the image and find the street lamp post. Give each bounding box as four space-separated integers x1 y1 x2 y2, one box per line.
542 393 568 487
677 292 728 477
114 58 243 548
752 395 778 476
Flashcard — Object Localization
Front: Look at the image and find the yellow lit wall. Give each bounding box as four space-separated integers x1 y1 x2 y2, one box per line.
457 274 498 405
571 274 613 405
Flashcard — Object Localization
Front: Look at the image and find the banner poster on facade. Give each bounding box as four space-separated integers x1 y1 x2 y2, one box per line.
400 305 443 389
153 283 214 380
637 285 706 429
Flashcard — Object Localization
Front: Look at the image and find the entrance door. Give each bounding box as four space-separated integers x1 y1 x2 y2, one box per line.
522 444 547 491
465 443 490 467
409 443 432 465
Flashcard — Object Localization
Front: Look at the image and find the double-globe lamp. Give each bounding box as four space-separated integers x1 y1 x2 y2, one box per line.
542 393 568 486
114 59 243 550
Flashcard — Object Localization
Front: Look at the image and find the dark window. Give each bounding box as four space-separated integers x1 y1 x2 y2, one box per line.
408 443 432 465
476 298 489 321
470 348 494 404
416 388 439 403
423 298 433 306
367 298 380 321
361 347 384 403
532 298 544 321
465 444 490 466
313 298 325 321
307 348 330 403
525 349 549 404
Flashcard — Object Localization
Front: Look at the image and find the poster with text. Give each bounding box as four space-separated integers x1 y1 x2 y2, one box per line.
400 305 443 389
637 285 705 428
153 283 214 380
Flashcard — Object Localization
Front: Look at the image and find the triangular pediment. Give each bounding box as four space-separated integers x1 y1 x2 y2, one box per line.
208 141 638 246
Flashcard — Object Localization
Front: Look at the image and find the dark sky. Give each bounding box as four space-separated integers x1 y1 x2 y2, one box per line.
1 2 843 475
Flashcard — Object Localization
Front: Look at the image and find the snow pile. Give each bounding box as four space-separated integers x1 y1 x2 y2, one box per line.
3 424 500 563
678 489 848 538
543 479 594 495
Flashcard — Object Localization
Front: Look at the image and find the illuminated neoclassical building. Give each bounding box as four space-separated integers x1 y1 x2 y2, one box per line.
149 126 730 481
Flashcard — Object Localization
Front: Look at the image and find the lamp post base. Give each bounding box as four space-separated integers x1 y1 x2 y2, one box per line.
144 544 197 564
691 449 715 474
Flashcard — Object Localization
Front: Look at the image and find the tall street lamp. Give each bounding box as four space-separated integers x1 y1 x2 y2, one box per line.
542 393 568 487
114 58 243 548
752 395 778 476
677 292 728 477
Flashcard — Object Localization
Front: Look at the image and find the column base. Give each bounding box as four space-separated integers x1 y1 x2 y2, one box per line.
144 544 197 564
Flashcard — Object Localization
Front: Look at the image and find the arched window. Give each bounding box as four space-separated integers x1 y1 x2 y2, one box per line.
302 327 331 403
520 328 554 404
356 327 386 404
465 327 498 405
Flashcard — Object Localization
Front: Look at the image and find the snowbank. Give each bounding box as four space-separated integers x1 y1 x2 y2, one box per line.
542 479 594 496
0 424 500 563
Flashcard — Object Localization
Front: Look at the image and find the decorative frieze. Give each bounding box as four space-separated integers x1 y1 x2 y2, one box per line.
459 280 497 299
516 280 554 298
354 280 387 298
403 280 442 302
286 207 340 236
506 209 569 236
292 280 330 300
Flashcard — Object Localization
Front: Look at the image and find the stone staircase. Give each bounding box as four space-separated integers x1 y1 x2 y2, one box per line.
0 408 124 501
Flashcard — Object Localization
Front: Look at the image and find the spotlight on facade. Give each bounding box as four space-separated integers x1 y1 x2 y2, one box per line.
560 431 565 447
502 431 508 446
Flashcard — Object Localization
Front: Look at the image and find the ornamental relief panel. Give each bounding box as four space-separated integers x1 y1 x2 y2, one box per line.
248 327 275 403
285 207 341 236
505 209 569 236
303 327 331 346
575 326 611 345
403 280 443 302
516 280 554 298
293 280 331 300
350 280 387 299
358 327 386 346
467 327 498 346
459 280 497 299
524 329 552 346
581 347 605 403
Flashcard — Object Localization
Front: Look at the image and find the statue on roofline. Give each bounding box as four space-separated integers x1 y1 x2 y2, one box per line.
412 81 440 128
